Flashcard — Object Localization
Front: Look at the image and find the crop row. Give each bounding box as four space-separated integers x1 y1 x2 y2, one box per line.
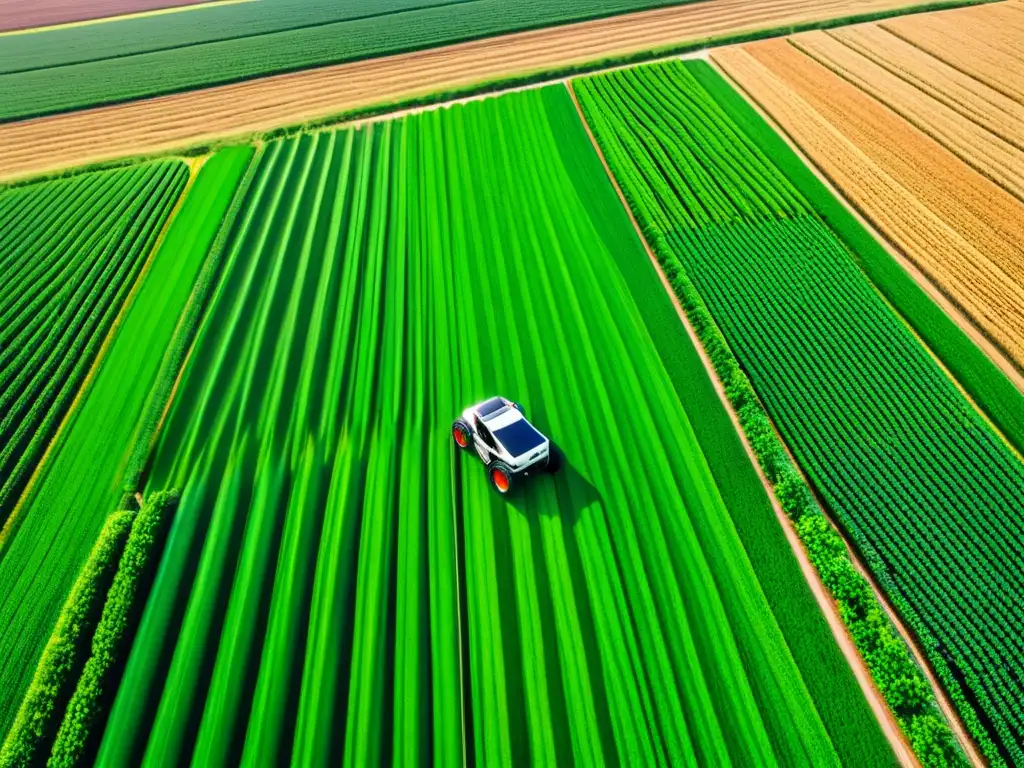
0 149 252 740
0 161 187 524
94 87 848 766
575 58 1024 764
0 491 177 768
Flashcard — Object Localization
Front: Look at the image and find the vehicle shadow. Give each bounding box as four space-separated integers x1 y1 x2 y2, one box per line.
507 455 603 527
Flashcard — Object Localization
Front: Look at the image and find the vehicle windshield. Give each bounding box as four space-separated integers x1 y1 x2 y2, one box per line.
493 419 545 457
477 397 507 420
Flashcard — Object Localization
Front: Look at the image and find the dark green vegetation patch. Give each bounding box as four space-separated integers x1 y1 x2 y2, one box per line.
0 161 187 523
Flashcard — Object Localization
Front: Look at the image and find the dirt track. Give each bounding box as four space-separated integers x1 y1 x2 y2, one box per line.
0 0 963 181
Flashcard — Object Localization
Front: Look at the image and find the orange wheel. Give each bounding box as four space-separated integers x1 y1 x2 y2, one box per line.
492 469 510 493
452 420 472 450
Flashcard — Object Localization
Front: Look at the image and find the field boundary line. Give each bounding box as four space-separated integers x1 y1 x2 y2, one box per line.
0 160 199 555
0 0 257 38
708 52 1024 464
565 79 920 768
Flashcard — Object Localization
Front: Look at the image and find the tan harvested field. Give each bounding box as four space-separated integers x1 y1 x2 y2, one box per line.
713 17 1024 372
790 31 1024 198
882 7 1024 103
0 0 983 182
828 25 1024 150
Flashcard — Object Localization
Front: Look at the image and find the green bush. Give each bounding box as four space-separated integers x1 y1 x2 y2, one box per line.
48 491 178 768
0 511 134 767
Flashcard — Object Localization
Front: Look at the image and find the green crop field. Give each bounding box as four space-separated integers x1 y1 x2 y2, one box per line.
0 161 187 523
0 148 252 739
8 9 1014 763
0 0 697 121
576 59 1024 765
63 86 874 766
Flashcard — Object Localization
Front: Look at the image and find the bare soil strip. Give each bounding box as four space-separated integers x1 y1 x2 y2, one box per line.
715 37 1024 375
0 0 217 33
566 79 920 768
0 0 968 181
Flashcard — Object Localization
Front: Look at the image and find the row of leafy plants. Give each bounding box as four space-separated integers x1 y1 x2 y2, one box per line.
0 161 188 525
0 492 177 768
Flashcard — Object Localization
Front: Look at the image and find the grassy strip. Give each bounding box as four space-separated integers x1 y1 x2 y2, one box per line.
0 0 997 188
121 145 259 491
688 60 1024 456
557 88 894 767
0 511 134 767
48 491 178 768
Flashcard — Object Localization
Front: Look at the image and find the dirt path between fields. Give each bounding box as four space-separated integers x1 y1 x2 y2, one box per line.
0 0 971 182
565 79 922 768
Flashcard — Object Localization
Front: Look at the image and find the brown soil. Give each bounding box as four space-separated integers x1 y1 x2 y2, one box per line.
0 0 955 181
713 34 1024 374
565 78 920 768
0 0 214 33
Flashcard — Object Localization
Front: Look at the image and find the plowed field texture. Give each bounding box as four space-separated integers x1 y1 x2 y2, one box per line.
574 58 1024 766
74 86 888 767
712 1 1024 387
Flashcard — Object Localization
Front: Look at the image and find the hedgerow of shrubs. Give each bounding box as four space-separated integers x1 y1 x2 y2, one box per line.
0 511 134 768
48 491 179 768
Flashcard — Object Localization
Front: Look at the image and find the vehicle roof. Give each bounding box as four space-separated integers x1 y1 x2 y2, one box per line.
486 407 523 431
493 418 546 458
